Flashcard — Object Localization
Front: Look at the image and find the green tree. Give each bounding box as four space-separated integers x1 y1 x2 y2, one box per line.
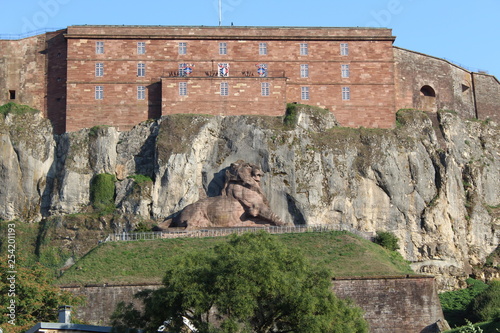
0 259 84 333
112 232 368 333
468 280 500 322
374 231 400 251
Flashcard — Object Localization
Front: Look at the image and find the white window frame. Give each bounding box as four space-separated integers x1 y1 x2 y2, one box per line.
95 63 104 77
137 86 146 100
137 63 145 77
342 86 351 100
300 64 309 78
301 86 309 100
137 42 146 54
259 42 267 55
95 86 103 100
96 41 104 54
220 82 229 96
300 43 308 55
179 82 187 96
219 42 227 55
261 82 270 96
178 42 187 55
341 43 349 56
341 64 350 78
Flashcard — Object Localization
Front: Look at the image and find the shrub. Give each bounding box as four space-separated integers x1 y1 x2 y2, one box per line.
127 174 153 184
468 280 500 322
90 173 116 214
440 278 489 327
284 103 298 127
0 102 39 116
457 319 484 333
374 231 400 251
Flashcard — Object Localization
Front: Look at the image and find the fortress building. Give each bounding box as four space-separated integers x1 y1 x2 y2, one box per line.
1 25 499 133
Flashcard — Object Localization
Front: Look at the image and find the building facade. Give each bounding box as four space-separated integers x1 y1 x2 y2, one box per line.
1 26 499 133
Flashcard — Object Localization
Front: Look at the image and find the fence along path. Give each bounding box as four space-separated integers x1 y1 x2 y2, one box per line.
105 224 375 242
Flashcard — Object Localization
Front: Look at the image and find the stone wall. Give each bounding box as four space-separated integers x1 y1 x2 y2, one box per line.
394 47 476 118
64 25 396 131
472 73 500 123
62 276 446 332
332 276 445 333
0 35 47 112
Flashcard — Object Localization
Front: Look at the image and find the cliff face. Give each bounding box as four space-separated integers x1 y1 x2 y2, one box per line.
1 107 498 289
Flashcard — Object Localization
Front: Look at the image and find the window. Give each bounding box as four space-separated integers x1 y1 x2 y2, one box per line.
259 42 267 55
340 43 349 56
261 82 270 96
137 86 146 100
95 86 103 100
137 63 145 77
301 86 309 100
300 64 309 78
179 82 187 96
95 63 104 77
220 82 229 96
96 41 104 54
300 43 308 55
342 87 350 100
341 64 350 78
218 63 230 77
219 42 227 55
178 42 187 55
137 42 146 54
9 90 15 100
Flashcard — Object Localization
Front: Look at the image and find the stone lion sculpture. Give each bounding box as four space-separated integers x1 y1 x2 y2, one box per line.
168 160 285 229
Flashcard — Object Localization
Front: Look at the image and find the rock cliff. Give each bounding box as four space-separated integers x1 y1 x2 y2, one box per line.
0 106 498 290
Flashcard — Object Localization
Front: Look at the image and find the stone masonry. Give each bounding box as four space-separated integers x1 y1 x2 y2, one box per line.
1 25 499 133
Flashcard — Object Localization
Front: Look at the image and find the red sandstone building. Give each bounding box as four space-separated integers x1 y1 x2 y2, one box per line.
1 26 499 133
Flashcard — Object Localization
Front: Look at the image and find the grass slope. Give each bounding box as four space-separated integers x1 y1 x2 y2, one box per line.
56 231 413 285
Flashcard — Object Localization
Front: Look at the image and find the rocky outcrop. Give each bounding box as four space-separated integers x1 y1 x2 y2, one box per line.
0 106 498 290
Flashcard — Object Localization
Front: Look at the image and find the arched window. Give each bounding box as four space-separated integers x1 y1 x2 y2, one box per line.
420 85 436 97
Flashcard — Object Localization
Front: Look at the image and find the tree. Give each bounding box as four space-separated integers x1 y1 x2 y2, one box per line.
112 232 368 333
468 280 500 322
0 259 84 333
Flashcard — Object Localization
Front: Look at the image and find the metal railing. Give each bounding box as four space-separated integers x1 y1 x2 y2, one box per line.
105 224 375 242
0 28 64 40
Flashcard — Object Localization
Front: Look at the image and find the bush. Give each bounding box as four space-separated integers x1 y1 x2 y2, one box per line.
284 103 299 127
90 173 116 214
0 102 39 116
440 278 489 327
468 280 500 322
457 319 484 333
374 231 400 251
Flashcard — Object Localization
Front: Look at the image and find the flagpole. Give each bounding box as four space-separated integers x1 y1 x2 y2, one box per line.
219 0 222 26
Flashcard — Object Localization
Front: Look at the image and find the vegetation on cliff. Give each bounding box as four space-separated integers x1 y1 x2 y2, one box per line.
111 232 369 333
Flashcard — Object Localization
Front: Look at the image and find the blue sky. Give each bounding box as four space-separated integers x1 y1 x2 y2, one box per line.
1 0 499 78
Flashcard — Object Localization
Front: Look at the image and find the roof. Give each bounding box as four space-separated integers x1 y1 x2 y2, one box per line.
25 323 112 333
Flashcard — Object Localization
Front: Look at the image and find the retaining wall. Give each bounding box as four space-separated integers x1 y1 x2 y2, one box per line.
62 275 446 332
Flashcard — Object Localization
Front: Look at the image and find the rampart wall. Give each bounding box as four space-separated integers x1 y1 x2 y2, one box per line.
394 47 476 118
61 276 445 332
332 276 445 333
473 73 500 123
0 35 47 112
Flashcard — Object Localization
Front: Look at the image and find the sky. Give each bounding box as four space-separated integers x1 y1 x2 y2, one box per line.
1 0 499 78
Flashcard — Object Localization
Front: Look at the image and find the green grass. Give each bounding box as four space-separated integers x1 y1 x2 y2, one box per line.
0 102 39 116
56 231 413 285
